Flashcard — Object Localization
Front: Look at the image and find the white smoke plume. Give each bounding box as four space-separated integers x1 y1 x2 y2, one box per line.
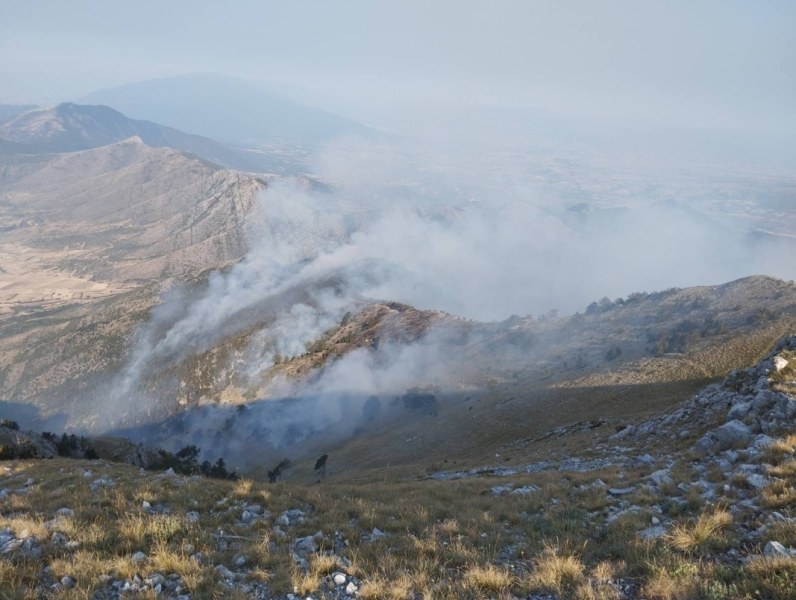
94 137 795 460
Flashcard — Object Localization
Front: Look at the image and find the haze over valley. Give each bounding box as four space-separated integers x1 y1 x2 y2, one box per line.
2 3 796 598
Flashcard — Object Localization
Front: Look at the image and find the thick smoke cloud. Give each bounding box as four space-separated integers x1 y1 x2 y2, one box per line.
96 137 795 461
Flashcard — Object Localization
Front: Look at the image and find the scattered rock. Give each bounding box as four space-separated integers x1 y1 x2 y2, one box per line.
773 356 789 372
145 573 166 587
693 420 752 456
215 564 236 580
294 535 319 557
276 509 306 526
510 484 541 495
728 401 752 420
763 541 791 558
89 477 114 492
746 473 769 490
638 526 667 540
234 554 248 568
649 469 673 487
490 485 514 496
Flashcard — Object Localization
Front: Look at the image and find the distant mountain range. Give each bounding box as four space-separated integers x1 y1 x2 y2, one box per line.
79 73 374 147
0 102 287 173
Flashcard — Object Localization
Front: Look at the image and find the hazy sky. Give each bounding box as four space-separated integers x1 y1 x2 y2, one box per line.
2 0 795 133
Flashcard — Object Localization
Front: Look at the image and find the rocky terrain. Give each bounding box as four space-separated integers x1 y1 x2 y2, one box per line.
1 337 796 598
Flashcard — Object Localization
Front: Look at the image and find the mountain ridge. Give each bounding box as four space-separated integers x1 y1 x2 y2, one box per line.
0 102 285 173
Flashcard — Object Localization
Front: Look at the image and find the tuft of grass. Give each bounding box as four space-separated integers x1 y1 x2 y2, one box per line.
761 479 796 509
0 560 41 599
524 545 586 594
667 507 732 554
463 563 514 593
766 521 796 548
575 580 622 600
358 574 413 600
231 478 254 497
742 556 796 600
642 558 699 600
309 553 344 578
761 434 796 465
591 560 626 581
291 568 321 596
149 540 202 578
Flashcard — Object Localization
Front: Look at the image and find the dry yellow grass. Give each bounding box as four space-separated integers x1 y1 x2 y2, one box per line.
667 507 732 554
591 560 625 581
575 580 622 600
309 553 344 578
3 436 796 600
761 434 796 465
524 546 586 594
292 568 321 596
642 570 698 600
463 564 514 593
357 574 413 600
149 541 202 578
761 479 796 509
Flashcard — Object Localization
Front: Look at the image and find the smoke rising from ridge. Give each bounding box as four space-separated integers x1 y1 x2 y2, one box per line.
96 137 796 458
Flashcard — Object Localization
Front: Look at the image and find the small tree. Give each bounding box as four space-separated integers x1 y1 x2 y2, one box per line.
176 445 201 474
314 454 328 481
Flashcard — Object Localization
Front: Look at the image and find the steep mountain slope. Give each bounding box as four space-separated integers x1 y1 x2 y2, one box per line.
0 103 282 173
0 137 267 427
0 136 264 287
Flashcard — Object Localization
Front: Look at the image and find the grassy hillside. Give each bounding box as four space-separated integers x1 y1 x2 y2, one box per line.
2 339 796 598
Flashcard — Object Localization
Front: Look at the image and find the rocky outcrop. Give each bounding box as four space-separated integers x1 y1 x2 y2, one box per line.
611 335 796 454
693 420 752 456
